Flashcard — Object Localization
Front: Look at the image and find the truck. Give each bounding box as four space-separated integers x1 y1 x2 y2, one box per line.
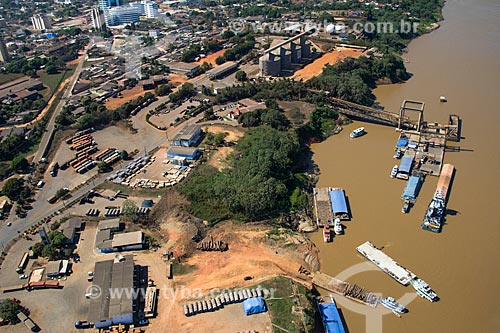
50 162 59 177
16 252 29 274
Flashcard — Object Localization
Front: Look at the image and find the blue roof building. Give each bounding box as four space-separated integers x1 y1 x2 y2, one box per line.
242 297 267 316
329 188 349 219
318 299 346 333
402 176 422 200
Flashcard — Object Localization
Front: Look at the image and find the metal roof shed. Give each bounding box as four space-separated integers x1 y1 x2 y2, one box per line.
399 156 413 174
402 176 422 200
396 138 408 148
329 189 348 214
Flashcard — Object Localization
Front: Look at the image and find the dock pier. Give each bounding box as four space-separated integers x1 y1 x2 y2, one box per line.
312 272 380 307
313 188 333 226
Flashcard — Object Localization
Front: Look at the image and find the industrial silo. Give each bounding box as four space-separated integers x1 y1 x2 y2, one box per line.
259 52 281 77
291 41 302 63
280 45 292 70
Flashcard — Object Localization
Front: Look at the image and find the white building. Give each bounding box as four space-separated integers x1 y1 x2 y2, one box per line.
104 4 142 26
99 0 121 10
91 7 106 31
31 14 52 31
142 1 159 18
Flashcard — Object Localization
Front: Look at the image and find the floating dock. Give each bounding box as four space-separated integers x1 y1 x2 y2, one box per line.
356 241 415 286
313 187 350 226
313 188 333 226
312 272 380 307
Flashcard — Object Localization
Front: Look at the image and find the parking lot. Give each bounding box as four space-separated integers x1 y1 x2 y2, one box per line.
0 223 109 333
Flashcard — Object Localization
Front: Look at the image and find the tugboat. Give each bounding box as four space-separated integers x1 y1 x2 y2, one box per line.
390 165 398 178
333 218 343 235
349 127 365 138
393 148 403 159
379 296 408 315
421 192 445 232
410 278 439 302
402 199 410 214
323 224 331 243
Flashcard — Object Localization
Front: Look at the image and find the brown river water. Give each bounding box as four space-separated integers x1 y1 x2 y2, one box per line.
310 0 500 332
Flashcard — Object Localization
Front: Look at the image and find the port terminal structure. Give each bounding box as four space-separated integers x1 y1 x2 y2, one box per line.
356 241 416 286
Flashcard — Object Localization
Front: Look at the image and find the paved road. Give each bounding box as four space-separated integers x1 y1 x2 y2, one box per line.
33 47 89 163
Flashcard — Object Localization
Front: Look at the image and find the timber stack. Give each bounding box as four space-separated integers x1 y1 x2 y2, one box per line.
197 235 228 252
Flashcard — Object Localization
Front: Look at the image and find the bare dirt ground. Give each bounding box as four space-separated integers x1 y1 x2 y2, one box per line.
207 146 232 171
104 85 146 109
169 73 189 86
293 47 364 81
194 49 226 66
203 124 245 143
138 192 318 333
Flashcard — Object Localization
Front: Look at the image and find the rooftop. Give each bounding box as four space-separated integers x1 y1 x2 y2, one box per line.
165 61 200 71
173 124 201 141
205 61 238 76
167 146 200 155
98 218 121 231
111 231 144 248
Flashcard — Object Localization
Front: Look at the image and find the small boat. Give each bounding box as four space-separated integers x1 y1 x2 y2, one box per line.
390 165 398 178
379 296 408 314
393 148 403 159
349 127 365 138
402 199 410 214
439 96 447 102
410 278 439 302
323 225 331 243
333 218 343 235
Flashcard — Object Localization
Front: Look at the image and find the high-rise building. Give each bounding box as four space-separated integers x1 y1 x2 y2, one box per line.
91 7 106 31
0 38 10 63
142 1 159 18
99 0 120 10
104 4 141 26
31 14 52 31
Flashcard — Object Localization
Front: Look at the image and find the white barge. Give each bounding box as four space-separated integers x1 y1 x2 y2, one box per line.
356 241 415 286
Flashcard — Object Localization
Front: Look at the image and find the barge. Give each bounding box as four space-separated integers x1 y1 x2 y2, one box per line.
422 164 455 232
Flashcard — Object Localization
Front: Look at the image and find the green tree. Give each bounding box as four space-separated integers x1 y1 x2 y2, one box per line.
235 70 247 82
32 242 45 257
0 299 20 324
2 178 25 201
41 245 57 260
97 161 111 173
215 56 226 65
120 150 129 160
45 64 58 74
48 231 67 247
11 156 29 173
122 199 138 216
77 113 96 130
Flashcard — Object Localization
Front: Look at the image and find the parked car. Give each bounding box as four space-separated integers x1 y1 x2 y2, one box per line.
19 275 28 279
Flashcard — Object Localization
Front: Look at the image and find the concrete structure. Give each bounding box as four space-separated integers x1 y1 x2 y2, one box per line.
172 124 202 147
62 217 84 245
0 37 9 63
167 146 200 160
205 61 238 79
31 14 52 31
97 230 144 252
259 30 313 77
165 61 200 78
91 7 106 31
88 255 135 328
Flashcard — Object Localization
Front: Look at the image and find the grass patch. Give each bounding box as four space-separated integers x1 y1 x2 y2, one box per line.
0 72 23 85
38 65 76 101
172 261 197 276
251 276 317 333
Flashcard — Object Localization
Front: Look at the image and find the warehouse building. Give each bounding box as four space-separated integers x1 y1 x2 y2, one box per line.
206 61 238 80
167 146 200 160
164 61 200 78
172 124 202 147
88 255 136 329
96 229 144 253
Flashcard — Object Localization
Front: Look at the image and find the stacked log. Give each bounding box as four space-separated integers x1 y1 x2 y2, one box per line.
196 235 228 252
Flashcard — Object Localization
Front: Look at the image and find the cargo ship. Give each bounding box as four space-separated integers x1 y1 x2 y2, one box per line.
317 295 346 333
422 164 455 232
